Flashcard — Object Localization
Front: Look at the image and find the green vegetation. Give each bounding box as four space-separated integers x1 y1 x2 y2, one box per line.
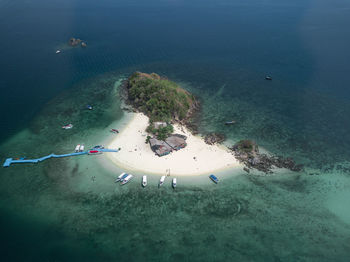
234 140 258 153
156 125 174 141
145 135 152 144
127 72 196 140
145 120 174 140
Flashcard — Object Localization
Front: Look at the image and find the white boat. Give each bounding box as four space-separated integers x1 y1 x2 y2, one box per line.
115 172 127 183
225 120 235 125
62 124 73 129
172 178 177 188
75 144 80 152
121 174 133 185
142 175 147 187
56 50 61 54
79 144 85 152
159 175 166 187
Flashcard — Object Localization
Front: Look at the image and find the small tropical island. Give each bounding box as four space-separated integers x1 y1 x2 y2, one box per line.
126 72 199 155
107 72 241 175
107 72 301 176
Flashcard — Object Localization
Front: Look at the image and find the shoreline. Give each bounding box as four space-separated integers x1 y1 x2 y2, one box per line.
105 112 243 176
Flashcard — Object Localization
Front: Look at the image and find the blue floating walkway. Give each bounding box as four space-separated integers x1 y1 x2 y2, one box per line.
3 148 119 167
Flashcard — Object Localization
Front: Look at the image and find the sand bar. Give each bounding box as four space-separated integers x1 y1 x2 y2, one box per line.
106 113 242 176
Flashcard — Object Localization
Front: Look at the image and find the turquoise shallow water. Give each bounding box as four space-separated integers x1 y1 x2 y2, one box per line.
0 70 349 261
1 0 350 261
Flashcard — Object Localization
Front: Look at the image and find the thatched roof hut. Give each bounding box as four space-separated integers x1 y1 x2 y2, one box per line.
171 134 187 140
149 138 172 156
165 135 187 150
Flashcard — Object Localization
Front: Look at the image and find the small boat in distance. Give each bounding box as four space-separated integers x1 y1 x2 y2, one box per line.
79 144 85 152
86 105 93 110
75 144 80 152
265 75 272 80
172 178 177 189
56 50 61 54
225 120 235 125
88 149 102 155
121 174 133 185
115 172 127 183
110 129 119 134
93 145 104 149
209 174 219 184
159 175 166 187
142 175 147 187
62 124 73 129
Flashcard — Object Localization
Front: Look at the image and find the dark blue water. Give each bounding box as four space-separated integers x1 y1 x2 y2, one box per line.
0 0 318 139
1 0 350 261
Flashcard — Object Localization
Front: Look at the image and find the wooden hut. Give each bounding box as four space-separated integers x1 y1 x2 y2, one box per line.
165 135 187 150
171 134 187 140
149 138 172 156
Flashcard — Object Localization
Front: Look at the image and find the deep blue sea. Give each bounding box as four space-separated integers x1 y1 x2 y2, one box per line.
1 0 350 261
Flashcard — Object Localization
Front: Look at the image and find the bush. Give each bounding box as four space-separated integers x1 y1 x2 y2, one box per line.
145 135 151 144
154 124 174 141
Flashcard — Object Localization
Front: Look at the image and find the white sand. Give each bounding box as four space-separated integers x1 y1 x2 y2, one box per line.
106 113 242 176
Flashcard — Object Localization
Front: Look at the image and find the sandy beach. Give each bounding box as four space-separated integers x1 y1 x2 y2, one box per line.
106 113 242 176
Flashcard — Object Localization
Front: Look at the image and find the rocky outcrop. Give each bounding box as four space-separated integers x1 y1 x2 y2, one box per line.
232 140 258 154
204 133 225 145
230 140 303 174
69 37 82 46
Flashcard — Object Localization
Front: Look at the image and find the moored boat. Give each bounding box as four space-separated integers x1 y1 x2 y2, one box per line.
88 149 102 155
86 105 93 110
115 172 128 183
142 175 147 187
121 174 133 185
172 178 177 188
225 120 235 125
209 174 219 184
159 175 166 187
265 75 272 80
79 144 85 152
110 129 119 134
75 144 80 152
56 50 61 54
62 124 73 129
